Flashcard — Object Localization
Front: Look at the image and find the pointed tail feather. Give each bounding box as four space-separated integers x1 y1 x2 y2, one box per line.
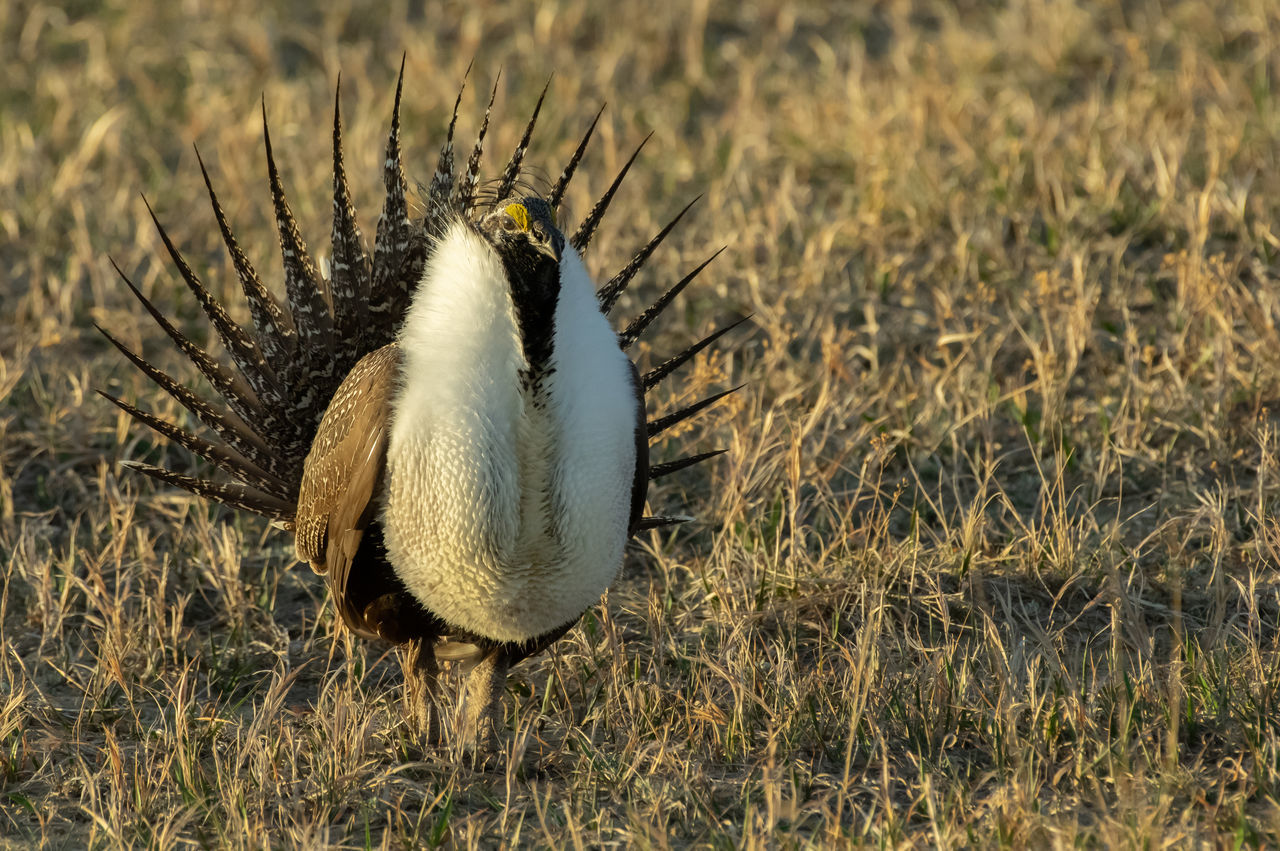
570 133 652 253
144 197 291 458
549 104 604 211
643 317 749 391
635 515 695 532
648 449 726 481
109 260 269 440
99 391 287 498
195 147 298 378
121 461 295 522
618 249 726 346
494 77 550 202
262 101 336 404
144 197 281 404
647 385 742 439
329 77 371 374
455 75 500 214
369 56 415 349
96 325 283 477
597 196 701 314
427 66 469 227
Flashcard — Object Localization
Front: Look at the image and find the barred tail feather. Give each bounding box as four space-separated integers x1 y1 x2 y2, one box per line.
597 197 701 314
121 461 295 522
143 198 291 458
98 391 286 498
195 146 298 376
549 104 604 211
96 325 282 476
494 77 550 202
109 261 268 441
456 76 500 214
427 66 469 227
647 386 742 439
636 515 695 532
142 199 278 399
619 249 726 347
648 449 727 480
643 317 749 391
570 133 652 253
262 101 337 415
329 77 371 375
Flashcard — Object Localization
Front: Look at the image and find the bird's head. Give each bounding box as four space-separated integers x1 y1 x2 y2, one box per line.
479 196 564 267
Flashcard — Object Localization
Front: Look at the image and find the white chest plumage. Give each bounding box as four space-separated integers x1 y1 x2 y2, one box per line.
383 220 638 642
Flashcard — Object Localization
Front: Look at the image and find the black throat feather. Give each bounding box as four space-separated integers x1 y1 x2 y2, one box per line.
497 246 560 386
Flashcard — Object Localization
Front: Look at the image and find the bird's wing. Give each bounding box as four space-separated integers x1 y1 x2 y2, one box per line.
294 343 401 635
628 360 650 536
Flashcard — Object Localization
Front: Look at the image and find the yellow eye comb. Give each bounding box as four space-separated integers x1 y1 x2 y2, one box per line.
504 203 529 231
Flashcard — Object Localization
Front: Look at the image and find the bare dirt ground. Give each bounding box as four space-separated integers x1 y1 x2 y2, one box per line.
4 0 1280 846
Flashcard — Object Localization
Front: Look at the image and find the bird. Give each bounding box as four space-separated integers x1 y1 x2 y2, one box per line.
99 62 743 746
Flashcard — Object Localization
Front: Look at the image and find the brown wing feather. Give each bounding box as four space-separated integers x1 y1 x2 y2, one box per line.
294 344 401 636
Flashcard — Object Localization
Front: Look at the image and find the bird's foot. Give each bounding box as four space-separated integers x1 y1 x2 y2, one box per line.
456 646 510 766
401 638 443 747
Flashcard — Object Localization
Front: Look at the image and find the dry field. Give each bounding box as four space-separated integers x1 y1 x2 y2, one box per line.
4 0 1280 846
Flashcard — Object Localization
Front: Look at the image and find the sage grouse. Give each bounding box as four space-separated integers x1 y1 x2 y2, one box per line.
100 65 741 744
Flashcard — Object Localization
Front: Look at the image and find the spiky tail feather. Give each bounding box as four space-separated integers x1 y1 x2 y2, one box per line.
104 68 741 530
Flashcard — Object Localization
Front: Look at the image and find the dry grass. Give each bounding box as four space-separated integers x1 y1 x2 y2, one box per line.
4 0 1280 846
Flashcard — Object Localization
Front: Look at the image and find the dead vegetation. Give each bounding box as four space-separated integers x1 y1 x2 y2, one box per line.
4 0 1280 846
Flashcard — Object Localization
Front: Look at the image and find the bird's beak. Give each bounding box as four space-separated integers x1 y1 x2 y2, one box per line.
541 238 563 264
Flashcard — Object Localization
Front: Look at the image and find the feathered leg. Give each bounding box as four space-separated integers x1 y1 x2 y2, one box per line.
403 638 442 745
462 646 510 752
